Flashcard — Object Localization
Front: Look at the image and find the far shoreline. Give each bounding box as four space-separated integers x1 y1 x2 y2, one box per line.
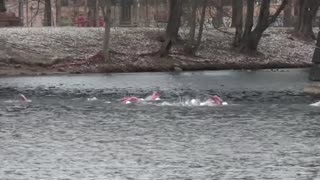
0 63 311 78
0 27 315 77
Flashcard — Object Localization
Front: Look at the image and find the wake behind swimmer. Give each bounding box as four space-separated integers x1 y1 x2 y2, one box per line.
6 92 319 107
120 92 229 107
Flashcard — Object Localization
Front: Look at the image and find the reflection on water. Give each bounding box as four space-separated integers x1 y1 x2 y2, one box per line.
0 69 320 179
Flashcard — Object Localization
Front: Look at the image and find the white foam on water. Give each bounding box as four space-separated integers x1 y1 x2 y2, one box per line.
310 101 320 107
4 99 32 103
4 100 20 103
87 97 98 101
157 99 230 107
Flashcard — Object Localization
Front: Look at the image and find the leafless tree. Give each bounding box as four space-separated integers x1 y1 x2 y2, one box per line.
44 0 52 26
100 0 112 61
158 0 183 57
232 0 243 47
188 0 198 43
231 0 239 27
195 0 208 51
56 0 62 26
214 0 223 27
185 0 208 55
312 22 320 65
234 0 288 53
294 0 320 40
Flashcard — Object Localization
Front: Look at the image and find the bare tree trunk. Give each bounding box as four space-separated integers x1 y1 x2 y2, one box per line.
312 23 320 64
237 0 288 53
166 0 182 39
215 0 223 27
188 0 198 43
18 0 24 22
232 0 243 47
56 0 62 26
95 0 99 26
88 0 98 27
100 0 112 61
87 0 91 27
236 0 254 52
240 0 271 52
145 0 149 26
183 0 194 54
44 0 52 26
294 0 320 40
26 0 29 26
283 0 293 27
84 0 88 14
185 0 207 56
0 0 6 12
242 0 254 40
195 0 207 51
158 0 183 57
231 0 238 27
310 22 320 80
91 1 96 27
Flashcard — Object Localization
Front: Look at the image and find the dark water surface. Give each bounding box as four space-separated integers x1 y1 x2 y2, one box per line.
0 69 320 180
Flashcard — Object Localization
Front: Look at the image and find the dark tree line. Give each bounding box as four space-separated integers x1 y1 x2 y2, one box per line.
1 0 320 61
159 0 289 56
157 0 320 57
0 0 6 12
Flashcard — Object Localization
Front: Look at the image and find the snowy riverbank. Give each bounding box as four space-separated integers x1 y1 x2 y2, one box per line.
0 27 315 76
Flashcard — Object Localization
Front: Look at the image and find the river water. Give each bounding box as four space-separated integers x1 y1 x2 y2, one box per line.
0 69 320 180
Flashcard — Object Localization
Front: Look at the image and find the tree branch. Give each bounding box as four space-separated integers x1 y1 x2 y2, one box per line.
268 0 288 25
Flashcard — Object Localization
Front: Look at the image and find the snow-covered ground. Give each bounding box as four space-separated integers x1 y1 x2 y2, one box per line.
0 27 315 75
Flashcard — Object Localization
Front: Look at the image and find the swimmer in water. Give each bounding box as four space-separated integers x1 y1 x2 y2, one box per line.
121 96 143 104
144 92 161 101
121 92 161 104
19 94 32 102
200 95 228 106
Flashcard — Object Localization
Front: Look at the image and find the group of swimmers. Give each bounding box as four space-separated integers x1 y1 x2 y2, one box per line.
120 92 228 106
16 92 228 106
15 93 320 107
